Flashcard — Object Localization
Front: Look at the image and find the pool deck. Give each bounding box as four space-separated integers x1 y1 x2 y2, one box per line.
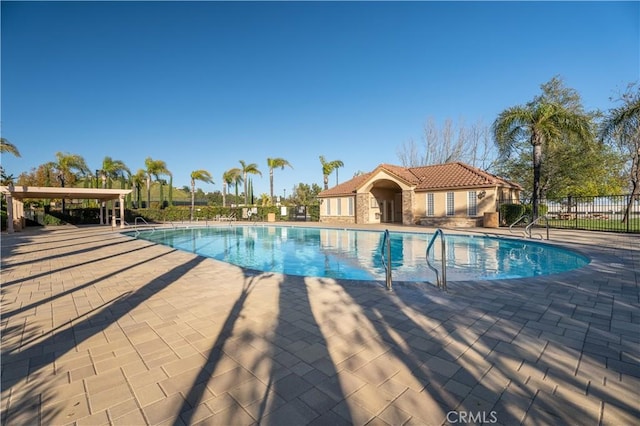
1 223 638 425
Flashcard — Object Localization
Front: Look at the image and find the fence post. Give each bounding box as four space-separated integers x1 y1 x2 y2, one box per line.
627 194 631 233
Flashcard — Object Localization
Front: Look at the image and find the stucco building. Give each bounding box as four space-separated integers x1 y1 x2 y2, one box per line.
317 162 521 226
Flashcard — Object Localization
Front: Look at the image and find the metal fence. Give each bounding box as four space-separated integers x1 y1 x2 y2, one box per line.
498 194 640 234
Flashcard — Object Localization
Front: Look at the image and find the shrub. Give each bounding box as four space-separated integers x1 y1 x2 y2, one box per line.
500 203 549 226
42 214 65 225
499 203 527 226
522 203 548 218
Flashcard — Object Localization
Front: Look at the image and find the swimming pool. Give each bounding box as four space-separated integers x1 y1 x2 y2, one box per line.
131 225 589 281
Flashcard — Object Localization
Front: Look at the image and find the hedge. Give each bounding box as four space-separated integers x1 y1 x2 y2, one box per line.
499 203 549 226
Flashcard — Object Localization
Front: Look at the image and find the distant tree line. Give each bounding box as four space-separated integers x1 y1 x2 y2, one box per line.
397 76 639 222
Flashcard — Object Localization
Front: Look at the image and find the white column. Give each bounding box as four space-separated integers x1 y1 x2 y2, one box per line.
15 199 24 230
119 195 125 228
6 192 14 233
111 202 116 228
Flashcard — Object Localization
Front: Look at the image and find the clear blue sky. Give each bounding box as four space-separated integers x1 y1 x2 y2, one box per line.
2 1 638 197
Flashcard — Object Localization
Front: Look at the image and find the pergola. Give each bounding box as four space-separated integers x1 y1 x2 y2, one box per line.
1 185 132 233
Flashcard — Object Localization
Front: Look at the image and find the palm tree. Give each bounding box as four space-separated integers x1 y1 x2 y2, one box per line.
319 156 344 190
101 156 130 189
267 157 293 204
0 138 20 157
222 167 242 206
0 138 19 187
190 169 214 220
239 160 262 205
231 168 244 207
492 101 591 219
167 175 174 207
52 152 90 214
97 156 129 219
144 157 170 208
131 169 146 208
222 168 240 207
258 193 271 207
600 85 640 223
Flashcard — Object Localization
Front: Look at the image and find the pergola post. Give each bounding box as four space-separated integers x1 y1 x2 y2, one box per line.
5 191 14 233
0 186 132 229
119 195 125 228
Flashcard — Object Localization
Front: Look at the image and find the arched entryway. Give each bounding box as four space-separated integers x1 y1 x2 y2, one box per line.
368 179 403 224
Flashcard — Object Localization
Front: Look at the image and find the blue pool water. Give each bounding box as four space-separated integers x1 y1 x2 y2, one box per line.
131 226 590 281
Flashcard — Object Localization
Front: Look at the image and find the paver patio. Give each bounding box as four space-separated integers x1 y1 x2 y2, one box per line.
1 223 638 425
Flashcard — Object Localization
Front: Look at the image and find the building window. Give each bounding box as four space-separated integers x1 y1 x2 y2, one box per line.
326 199 331 216
426 193 434 216
348 197 354 216
468 191 477 216
446 192 455 216
337 197 342 216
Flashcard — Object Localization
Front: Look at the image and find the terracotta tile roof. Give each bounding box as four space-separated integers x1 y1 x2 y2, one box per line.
377 164 418 184
318 162 521 197
318 172 373 197
410 162 522 191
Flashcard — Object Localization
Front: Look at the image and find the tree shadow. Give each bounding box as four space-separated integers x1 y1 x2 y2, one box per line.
1 247 172 320
1 242 206 424
356 270 640 425
175 225 353 425
253 275 353 425
1 239 150 287
174 270 265 425
3 233 126 262
4 225 635 425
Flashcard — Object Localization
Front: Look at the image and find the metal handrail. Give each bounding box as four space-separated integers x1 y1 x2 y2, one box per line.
133 217 155 237
525 215 550 240
134 216 151 227
380 229 392 291
509 213 530 235
228 210 238 226
426 228 447 291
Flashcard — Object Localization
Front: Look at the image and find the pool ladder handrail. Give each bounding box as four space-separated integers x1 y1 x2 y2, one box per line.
380 229 392 291
228 210 238 226
509 213 530 237
426 228 447 291
525 215 550 240
133 216 155 237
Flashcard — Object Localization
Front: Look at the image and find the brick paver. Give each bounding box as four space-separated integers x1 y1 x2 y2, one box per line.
1 224 638 425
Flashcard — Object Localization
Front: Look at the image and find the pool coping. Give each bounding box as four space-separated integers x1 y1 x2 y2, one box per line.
123 221 610 288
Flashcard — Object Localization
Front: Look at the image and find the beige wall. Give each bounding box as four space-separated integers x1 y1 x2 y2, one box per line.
321 196 356 222
414 187 504 218
320 186 519 224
